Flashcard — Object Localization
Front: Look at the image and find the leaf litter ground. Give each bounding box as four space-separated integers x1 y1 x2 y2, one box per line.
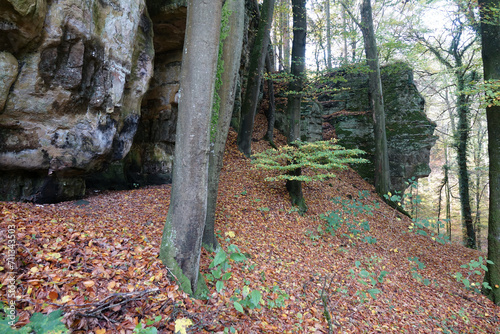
1 113 500 333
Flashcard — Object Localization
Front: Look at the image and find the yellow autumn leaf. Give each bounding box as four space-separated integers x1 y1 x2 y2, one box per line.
225 231 235 238
174 318 193 334
95 328 106 334
60 295 72 303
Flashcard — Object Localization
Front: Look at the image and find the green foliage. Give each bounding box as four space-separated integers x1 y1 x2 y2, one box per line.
252 140 368 182
204 242 289 317
205 244 247 294
348 260 388 302
407 218 449 244
463 79 500 108
453 257 493 294
384 178 449 244
408 257 431 286
133 321 158 334
319 190 378 244
1 309 68 334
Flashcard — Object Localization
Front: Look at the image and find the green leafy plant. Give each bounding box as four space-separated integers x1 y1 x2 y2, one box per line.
1 309 68 334
205 244 247 293
204 244 264 314
408 257 430 286
251 140 368 182
232 287 262 312
265 285 290 309
348 260 388 302
320 191 378 244
453 257 493 294
132 315 162 334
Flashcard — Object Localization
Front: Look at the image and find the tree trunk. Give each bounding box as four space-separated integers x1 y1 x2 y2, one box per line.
285 0 307 214
342 2 348 64
264 45 277 145
474 120 485 250
237 0 275 157
359 0 391 196
479 0 500 304
203 0 245 253
159 0 222 297
455 74 476 249
326 0 332 70
283 0 291 71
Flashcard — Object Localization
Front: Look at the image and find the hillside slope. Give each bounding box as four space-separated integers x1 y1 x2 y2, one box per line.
1 113 499 333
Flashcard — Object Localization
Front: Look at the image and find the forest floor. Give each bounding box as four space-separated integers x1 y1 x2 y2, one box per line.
1 113 500 333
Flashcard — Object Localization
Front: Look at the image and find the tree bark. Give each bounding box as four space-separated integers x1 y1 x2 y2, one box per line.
285 0 307 214
264 45 277 145
203 0 245 253
326 0 332 70
359 0 391 196
455 74 476 248
479 0 500 304
159 0 222 296
237 0 275 157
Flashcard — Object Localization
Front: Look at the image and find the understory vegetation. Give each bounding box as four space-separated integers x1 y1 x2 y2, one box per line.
1 114 498 333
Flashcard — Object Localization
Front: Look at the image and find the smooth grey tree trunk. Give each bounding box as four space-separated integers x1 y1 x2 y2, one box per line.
203 0 245 252
479 0 500 304
159 0 222 296
359 0 391 196
237 0 275 157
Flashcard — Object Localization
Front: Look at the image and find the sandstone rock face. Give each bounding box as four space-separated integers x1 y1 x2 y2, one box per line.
0 0 154 202
321 63 438 192
121 3 187 187
0 51 18 110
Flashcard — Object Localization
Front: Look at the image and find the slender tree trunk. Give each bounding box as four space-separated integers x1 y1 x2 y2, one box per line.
283 0 291 71
285 0 307 214
264 45 277 145
444 145 452 241
455 74 476 249
359 0 391 196
474 120 485 250
326 0 332 70
479 0 500 304
237 0 275 157
159 0 222 297
342 2 348 64
203 0 245 252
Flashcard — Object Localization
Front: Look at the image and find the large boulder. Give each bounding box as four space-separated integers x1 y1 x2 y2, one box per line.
321 62 438 192
0 0 154 202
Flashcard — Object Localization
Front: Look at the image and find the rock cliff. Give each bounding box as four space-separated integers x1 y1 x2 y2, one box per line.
320 63 438 192
0 1 436 202
0 0 162 202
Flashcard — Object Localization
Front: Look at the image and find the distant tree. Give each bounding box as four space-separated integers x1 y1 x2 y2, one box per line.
411 0 481 248
285 0 307 213
325 0 332 70
159 0 222 296
479 0 500 304
237 0 275 157
203 0 245 253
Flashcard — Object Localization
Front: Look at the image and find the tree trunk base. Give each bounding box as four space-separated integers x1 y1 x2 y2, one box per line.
286 178 307 215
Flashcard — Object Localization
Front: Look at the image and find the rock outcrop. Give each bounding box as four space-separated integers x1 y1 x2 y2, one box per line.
0 1 436 203
0 0 154 202
320 63 438 192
